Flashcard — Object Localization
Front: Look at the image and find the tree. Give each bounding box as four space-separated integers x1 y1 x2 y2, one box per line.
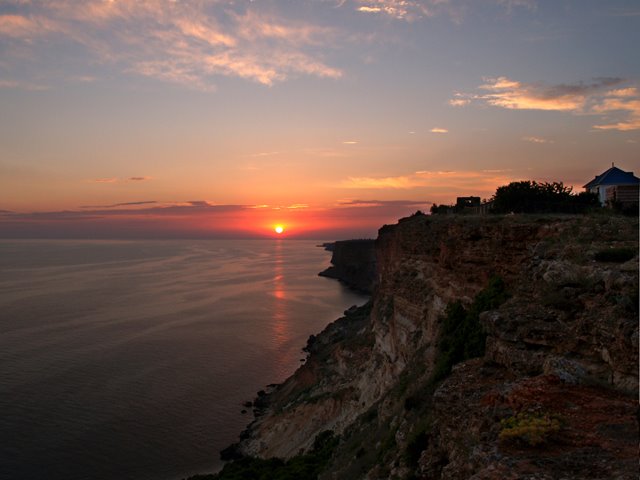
491 181 598 214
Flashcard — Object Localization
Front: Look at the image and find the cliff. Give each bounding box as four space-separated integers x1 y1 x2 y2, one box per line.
228 214 639 479
318 239 376 294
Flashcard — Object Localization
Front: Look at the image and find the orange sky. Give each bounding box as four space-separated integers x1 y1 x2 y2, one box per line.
0 1 638 238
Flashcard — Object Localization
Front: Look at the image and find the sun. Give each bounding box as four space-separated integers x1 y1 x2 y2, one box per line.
274 225 284 234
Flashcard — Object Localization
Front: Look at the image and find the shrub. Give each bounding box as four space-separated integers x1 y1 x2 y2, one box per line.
499 412 561 446
432 276 508 383
594 247 636 263
404 428 429 466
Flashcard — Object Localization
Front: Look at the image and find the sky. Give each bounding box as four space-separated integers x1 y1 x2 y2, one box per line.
0 0 639 239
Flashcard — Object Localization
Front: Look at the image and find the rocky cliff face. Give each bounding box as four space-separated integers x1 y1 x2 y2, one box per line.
237 214 638 479
318 239 376 294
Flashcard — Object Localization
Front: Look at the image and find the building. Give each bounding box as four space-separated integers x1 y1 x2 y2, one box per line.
583 165 639 206
456 196 481 209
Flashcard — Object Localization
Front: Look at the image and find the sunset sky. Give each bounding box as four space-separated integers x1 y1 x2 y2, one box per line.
1 0 639 238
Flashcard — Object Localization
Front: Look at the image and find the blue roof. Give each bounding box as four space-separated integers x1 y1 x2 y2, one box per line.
583 166 640 189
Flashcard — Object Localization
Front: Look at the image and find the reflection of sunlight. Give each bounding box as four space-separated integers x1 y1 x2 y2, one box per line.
272 240 288 347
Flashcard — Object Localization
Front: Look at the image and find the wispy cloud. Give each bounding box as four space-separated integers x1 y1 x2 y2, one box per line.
339 169 516 191
477 76 620 111
79 201 158 209
495 0 537 13
353 1 433 20
591 87 640 131
89 177 119 184
340 174 419 189
348 0 536 21
430 127 448 134
0 1 342 90
522 136 553 144
338 199 429 207
452 76 640 131
448 97 470 107
0 79 50 91
87 176 152 183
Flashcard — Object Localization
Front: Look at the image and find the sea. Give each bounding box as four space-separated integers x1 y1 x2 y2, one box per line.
0 239 368 480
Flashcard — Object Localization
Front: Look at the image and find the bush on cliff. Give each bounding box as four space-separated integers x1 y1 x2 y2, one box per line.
432 276 508 383
403 277 509 413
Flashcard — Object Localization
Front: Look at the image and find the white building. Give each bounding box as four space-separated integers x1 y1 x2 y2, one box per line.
583 165 640 206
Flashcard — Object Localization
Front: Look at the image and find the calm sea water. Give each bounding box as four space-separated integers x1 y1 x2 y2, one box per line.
0 239 367 480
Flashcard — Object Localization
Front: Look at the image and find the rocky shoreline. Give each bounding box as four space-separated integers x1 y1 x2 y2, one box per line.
205 213 639 480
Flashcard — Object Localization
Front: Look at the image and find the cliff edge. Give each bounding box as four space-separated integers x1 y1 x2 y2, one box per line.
230 213 639 479
318 239 376 294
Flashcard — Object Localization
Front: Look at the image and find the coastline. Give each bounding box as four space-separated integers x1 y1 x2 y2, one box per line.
207 213 638 480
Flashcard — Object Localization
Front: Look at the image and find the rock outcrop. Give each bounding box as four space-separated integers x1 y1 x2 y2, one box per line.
236 213 639 479
318 239 376 294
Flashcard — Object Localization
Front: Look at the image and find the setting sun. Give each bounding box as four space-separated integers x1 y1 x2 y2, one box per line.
274 225 284 234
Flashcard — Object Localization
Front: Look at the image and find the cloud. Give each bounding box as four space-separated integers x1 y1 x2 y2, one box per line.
342 140 358 144
0 79 50 91
430 127 448 134
449 97 470 107
478 76 621 111
349 0 536 22
340 175 419 189
88 176 152 183
338 199 429 207
250 151 281 157
79 201 158 209
89 177 119 183
495 0 537 13
358 7 382 13
351 1 439 21
452 76 640 131
0 1 343 90
522 136 553 144
339 169 516 191
591 87 640 131
4 202 249 220
187 200 213 207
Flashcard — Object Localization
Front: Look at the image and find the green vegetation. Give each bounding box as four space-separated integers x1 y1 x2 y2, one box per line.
499 412 561 446
491 181 599 214
400 277 509 469
432 276 508 383
404 426 429 466
593 247 637 263
188 431 339 480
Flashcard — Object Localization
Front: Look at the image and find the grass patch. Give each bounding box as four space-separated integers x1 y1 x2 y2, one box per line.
499 412 561 446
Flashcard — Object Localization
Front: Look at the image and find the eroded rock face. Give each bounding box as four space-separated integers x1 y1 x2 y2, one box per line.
236 214 638 479
318 239 376 293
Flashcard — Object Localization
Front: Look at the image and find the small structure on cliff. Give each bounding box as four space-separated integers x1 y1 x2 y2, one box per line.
431 197 492 215
583 164 639 207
